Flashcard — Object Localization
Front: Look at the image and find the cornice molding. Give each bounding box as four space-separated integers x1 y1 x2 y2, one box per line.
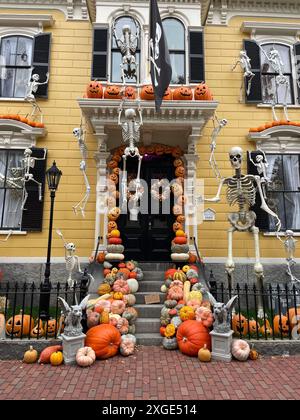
0 119 47 149
0 14 54 28
242 21 300 37
206 0 300 26
248 125 300 153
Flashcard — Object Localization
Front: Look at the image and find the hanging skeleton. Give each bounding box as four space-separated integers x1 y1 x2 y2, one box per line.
209 115 228 181
283 230 300 284
113 21 139 85
25 72 49 120
206 146 282 318
0 230 12 242
118 102 143 215
56 229 83 287
232 50 255 101
72 124 90 217
260 46 290 121
248 149 270 199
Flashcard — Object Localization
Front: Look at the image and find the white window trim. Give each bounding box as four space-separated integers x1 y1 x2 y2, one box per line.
0 230 27 236
0 15 54 29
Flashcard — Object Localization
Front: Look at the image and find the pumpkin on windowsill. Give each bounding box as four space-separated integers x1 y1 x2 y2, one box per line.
173 86 193 101
125 86 137 99
86 81 103 98
104 85 123 99
194 83 213 101
140 85 155 100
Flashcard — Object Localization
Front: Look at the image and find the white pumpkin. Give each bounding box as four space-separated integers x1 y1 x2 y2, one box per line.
76 347 96 367
232 339 250 361
121 333 136 345
105 253 124 261
170 253 189 262
103 261 113 269
127 278 139 293
161 284 168 293
123 294 136 306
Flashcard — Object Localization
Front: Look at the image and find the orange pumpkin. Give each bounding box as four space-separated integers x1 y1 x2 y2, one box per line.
232 314 248 336
248 318 259 336
194 83 213 100
97 252 106 264
85 324 121 359
260 319 273 338
118 268 130 278
108 237 122 245
104 85 122 99
108 221 118 232
86 81 103 98
160 326 166 337
6 313 34 338
177 320 211 356
249 127 259 133
109 173 118 184
175 166 185 177
140 85 154 100
173 222 183 232
188 253 197 264
176 215 185 224
162 87 173 100
274 315 290 337
125 86 137 99
154 144 165 155
173 86 193 100
107 159 118 169
174 158 183 167
173 236 187 245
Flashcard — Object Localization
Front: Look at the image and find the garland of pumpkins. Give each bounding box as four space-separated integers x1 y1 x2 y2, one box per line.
85 82 213 101
0 114 45 128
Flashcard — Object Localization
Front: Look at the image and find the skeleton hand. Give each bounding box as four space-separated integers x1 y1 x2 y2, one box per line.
205 196 221 203
225 259 235 274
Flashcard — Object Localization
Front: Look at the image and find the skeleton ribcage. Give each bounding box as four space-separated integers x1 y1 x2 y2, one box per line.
226 176 256 208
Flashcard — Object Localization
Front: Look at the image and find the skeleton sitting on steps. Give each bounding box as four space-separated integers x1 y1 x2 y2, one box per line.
205 146 282 318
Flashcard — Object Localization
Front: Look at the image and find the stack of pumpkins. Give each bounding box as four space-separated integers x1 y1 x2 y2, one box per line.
160 265 213 358
83 260 142 358
106 208 124 262
170 229 189 263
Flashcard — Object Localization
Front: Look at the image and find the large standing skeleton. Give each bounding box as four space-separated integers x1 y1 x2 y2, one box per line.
232 50 255 101
72 126 90 217
113 22 139 85
118 102 143 212
206 146 281 317
260 46 290 121
25 72 49 120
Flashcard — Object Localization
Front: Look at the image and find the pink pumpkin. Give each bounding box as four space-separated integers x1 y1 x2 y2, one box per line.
116 317 129 334
195 306 214 328
167 286 184 301
171 280 184 288
113 279 130 294
111 300 126 315
187 299 202 310
87 310 100 328
94 300 111 313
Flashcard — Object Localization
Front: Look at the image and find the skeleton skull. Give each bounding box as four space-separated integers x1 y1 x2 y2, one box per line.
229 146 243 169
125 108 136 120
24 148 32 157
73 127 81 138
122 24 131 35
65 242 76 253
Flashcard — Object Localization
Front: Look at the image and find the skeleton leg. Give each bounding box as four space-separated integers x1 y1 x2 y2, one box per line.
282 80 290 121
72 163 91 217
75 255 83 274
246 73 255 96
251 225 265 318
135 153 143 198
120 63 126 85
121 154 128 206
21 186 28 211
226 226 236 286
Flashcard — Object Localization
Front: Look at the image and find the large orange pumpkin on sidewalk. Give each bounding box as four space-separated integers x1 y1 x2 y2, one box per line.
177 320 211 356
85 324 121 359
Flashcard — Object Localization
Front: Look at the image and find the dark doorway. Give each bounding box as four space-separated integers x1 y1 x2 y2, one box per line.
118 153 175 261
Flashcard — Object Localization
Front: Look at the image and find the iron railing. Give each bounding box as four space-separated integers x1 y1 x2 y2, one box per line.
0 280 88 340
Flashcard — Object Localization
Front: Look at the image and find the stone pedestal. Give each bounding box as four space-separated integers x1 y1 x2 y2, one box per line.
61 333 85 365
210 330 233 362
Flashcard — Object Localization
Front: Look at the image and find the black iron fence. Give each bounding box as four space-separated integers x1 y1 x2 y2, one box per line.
210 282 300 340
0 280 88 340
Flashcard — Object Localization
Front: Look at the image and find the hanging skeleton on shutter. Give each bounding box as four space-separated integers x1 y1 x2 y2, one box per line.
232 50 255 101
25 72 49 121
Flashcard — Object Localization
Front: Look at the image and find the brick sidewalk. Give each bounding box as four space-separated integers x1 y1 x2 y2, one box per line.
0 346 299 400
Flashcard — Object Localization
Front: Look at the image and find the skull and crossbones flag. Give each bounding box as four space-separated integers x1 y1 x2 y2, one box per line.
149 0 172 112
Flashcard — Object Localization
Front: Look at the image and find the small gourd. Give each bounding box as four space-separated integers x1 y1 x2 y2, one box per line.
198 344 211 362
50 351 64 366
23 345 38 364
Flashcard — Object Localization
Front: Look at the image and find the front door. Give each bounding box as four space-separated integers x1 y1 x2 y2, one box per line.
118 153 175 261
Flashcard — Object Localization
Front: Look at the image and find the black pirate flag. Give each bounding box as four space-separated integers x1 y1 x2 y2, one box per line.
149 0 172 112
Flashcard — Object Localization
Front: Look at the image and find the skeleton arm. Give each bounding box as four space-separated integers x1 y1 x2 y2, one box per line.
118 102 124 126
232 58 241 71
37 72 49 86
254 175 282 232
204 178 226 202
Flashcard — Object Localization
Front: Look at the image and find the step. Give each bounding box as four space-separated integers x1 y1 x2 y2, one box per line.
136 333 162 346
135 292 165 304
138 263 173 271
138 281 163 292
141 272 164 281
135 318 161 334
134 304 163 318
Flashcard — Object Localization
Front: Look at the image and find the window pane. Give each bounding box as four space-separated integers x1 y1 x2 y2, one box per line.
1 36 18 66
170 53 185 84
112 16 139 49
261 74 276 103
111 51 140 83
0 151 7 188
266 192 286 231
260 44 291 73
276 75 293 104
6 151 24 189
163 19 184 50
0 190 4 226
283 155 300 191
266 155 284 191
0 68 15 97
261 74 292 104
16 37 32 67
2 188 22 229
285 193 300 230
14 68 31 97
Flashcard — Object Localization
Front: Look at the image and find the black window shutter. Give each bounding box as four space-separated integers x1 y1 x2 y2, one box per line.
247 151 269 231
243 40 262 103
189 30 204 83
21 147 47 232
32 33 51 98
294 42 300 103
92 27 108 80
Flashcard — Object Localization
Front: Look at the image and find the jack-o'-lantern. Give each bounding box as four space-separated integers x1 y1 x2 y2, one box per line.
6 313 34 338
45 319 58 337
232 314 248 336
155 144 165 155
172 146 183 158
108 221 118 232
176 215 185 224
165 146 173 154
274 315 290 337
248 318 259 336
112 167 120 176
175 166 185 177
162 87 173 100
86 81 103 99
146 145 155 154
173 86 193 100
173 205 182 215
140 85 154 100
107 196 116 208
174 158 183 167
173 222 183 232
125 86 137 99
172 183 183 197
108 207 121 221
109 173 119 184
104 85 122 99
30 320 44 338
260 319 273 338
194 83 213 101
107 159 118 169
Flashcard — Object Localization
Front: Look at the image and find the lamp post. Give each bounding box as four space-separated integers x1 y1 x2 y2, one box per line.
39 161 62 320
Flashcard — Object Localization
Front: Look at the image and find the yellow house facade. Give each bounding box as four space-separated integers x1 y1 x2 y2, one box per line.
0 0 299 284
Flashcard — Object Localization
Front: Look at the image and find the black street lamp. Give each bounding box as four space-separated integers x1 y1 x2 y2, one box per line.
39 161 62 320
